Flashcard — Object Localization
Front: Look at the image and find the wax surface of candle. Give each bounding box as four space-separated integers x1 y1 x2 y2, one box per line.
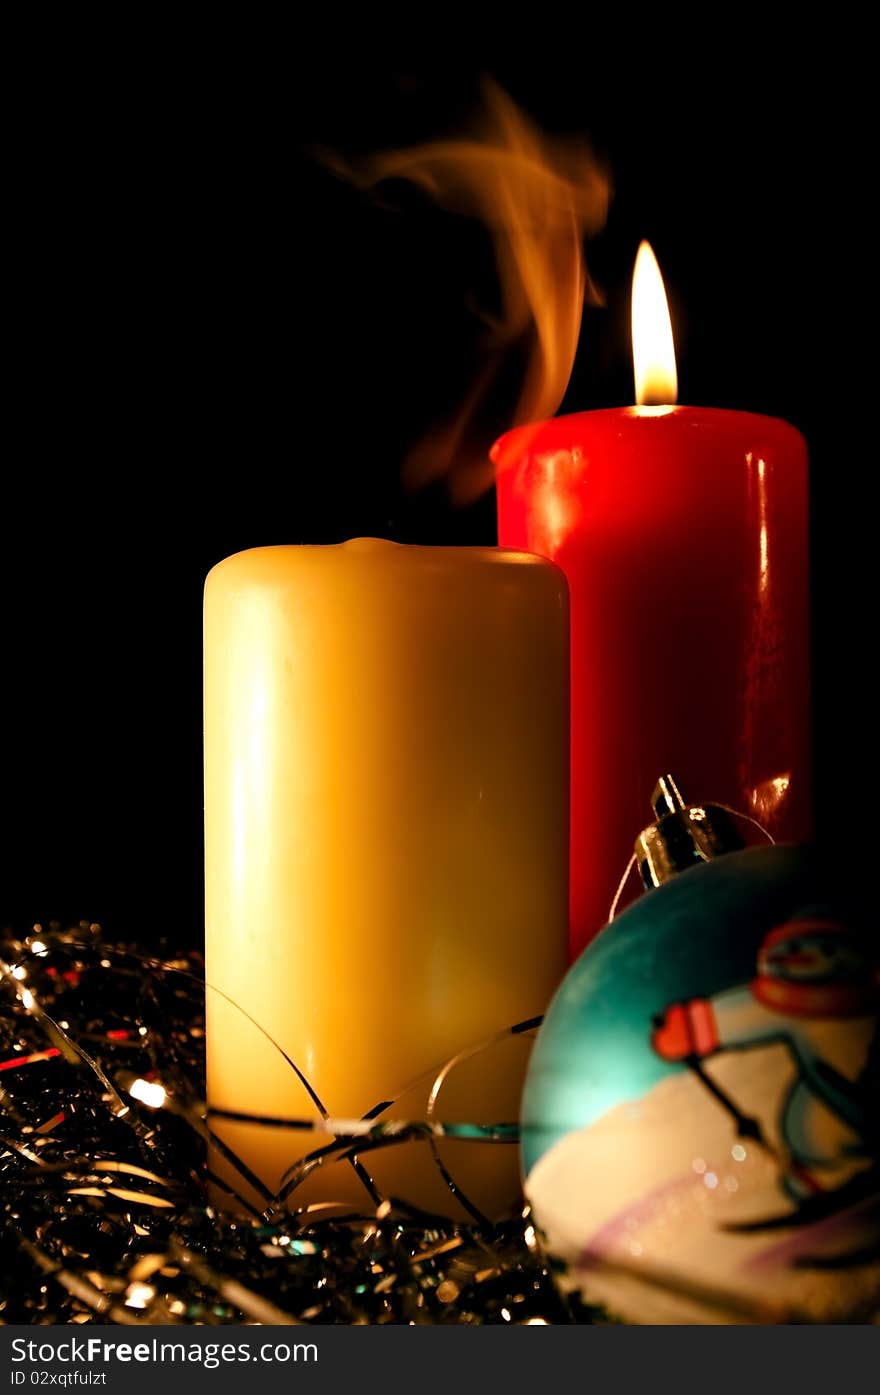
495 407 811 959
204 540 569 1216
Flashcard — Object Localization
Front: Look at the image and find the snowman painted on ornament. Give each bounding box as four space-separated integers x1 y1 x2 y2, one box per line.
652 915 879 1211
521 777 880 1321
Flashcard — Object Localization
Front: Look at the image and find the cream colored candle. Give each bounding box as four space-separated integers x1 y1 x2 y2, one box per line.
204 540 568 1218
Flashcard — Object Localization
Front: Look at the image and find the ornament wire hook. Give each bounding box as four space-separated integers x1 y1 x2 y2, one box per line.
607 803 776 923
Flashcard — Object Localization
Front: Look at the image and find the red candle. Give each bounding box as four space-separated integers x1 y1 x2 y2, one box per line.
494 243 811 959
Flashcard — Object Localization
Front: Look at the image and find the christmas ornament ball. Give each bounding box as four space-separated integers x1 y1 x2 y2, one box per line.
522 842 880 1323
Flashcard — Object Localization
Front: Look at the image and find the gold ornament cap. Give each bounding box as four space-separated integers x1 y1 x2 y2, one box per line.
635 774 744 889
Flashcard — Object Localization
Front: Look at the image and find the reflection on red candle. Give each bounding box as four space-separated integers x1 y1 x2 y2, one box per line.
494 244 811 959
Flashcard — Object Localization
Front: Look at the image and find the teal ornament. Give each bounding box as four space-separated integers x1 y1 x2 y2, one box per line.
523 778 880 1324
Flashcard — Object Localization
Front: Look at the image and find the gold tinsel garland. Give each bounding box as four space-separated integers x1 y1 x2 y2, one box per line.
0 924 593 1326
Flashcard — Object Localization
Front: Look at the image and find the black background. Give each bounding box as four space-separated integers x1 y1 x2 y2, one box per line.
3 48 873 942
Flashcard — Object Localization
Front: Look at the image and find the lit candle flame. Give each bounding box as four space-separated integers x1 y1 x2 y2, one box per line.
632 240 678 406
